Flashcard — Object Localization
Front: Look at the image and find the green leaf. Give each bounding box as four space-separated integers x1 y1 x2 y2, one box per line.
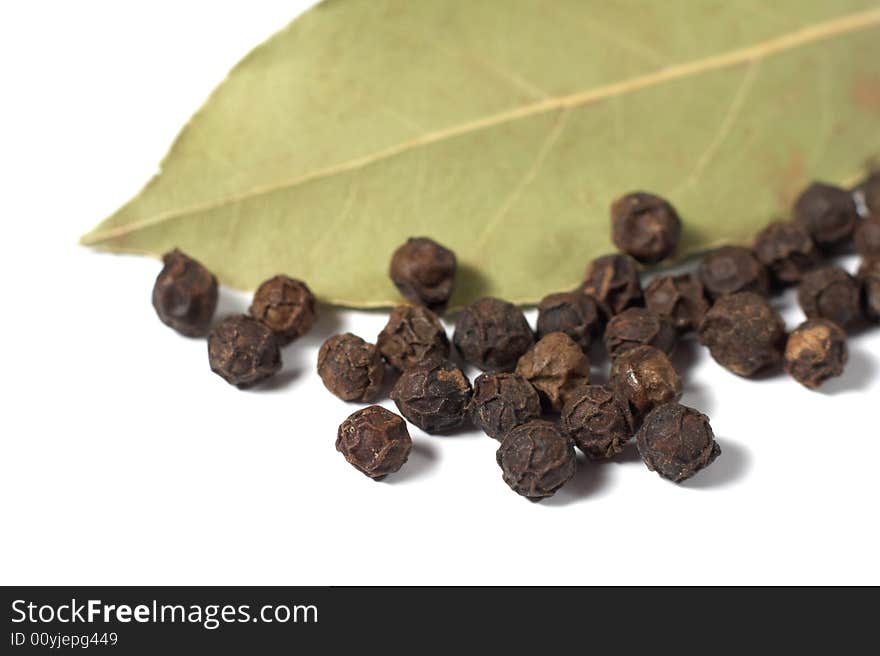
82 0 880 308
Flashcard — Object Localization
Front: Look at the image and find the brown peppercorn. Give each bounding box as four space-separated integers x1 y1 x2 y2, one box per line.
453 297 534 371
643 273 709 332
207 315 282 388
515 332 590 412
604 307 676 359
536 291 601 350
797 265 862 328
581 254 643 316
636 403 720 483
249 275 316 345
753 221 820 284
152 249 218 337
377 304 449 371
784 319 848 389
468 372 542 440
389 237 456 311
862 172 880 216
698 292 785 377
610 191 682 264
854 216 880 260
794 181 858 248
561 385 634 460
317 333 384 402
496 420 577 501
610 345 682 426
858 258 880 321
390 360 472 434
336 406 412 480
698 246 769 299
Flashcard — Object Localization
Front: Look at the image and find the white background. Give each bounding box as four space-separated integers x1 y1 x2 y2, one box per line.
1 1 878 585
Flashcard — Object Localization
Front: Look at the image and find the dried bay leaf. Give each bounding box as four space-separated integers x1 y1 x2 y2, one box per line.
82 0 880 308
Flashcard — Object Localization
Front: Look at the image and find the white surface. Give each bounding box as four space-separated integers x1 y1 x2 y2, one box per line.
1 1 878 585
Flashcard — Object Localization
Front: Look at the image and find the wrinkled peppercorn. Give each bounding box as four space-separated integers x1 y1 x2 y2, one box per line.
604 307 676 359
859 259 880 321
581 254 643 316
753 221 820 284
317 333 384 402
152 249 218 337
515 332 590 412
249 275 316 345
794 182 858 248
496 420 577 501
698 246 769 299
643 273 709 332
610 191 682 264
862 172 880 216
610 345 682 425
854 216 880 260
390 360 472 433
377 304 449 371
389 237 456 311
468 372 542 440
336 406 412 480
698 292 785 377
784 319 848 389
536 291 601 350
453 297 534 371
561 384 633 460
208 314 282 388
797 265 862 328
636 402 720 483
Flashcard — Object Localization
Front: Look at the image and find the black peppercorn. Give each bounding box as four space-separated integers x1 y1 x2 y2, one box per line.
698 292 785 377
152 249 218 337
468 372 542 440
854 216 880 260
317 333 384 402
858 258 880 321
390 360 472 434
561 384 634 460
636 402 720 483
753 221 820 284
453 297 534 371
389 237 456 311
377 304 449 371
698 246 769 299
604 307 676 359
208 314 282 388
536 291 601 350
610 345 682 426
784 319 848 389
515 332 590 412
496 420 577 501
336 406 412 480
610 191 682 264
862 172 880 216
794 181 858 248
643 273 709 332
249 275 316 345
797 265 862 328
581 254 643 316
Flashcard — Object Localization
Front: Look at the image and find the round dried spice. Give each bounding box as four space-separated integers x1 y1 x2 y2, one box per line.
496 420 577 501
858 258 880 321
752 221 820 284
610 191 682 264
208 315 282 388
317 333 384 402
610 345 682 425
643 273 709 332
468 372 542 441
453 297 534 371
389 237 456 311
794 181 859 248
604 307 676 360
336 406 412 480
862 172 880 216
797 265 862 329
249 275 316 345
580 253 643 316
561 385 634 460
515 332 590 412
536 291 601 350
390 360 472 434
698 246 769 299
377 304 449 371
152 249 218 337
636 403 720 483
854 216 880 261
784 319 848 389
698 292 785 377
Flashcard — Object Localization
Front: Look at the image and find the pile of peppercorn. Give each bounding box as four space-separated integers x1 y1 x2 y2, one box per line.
149 172 880 502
